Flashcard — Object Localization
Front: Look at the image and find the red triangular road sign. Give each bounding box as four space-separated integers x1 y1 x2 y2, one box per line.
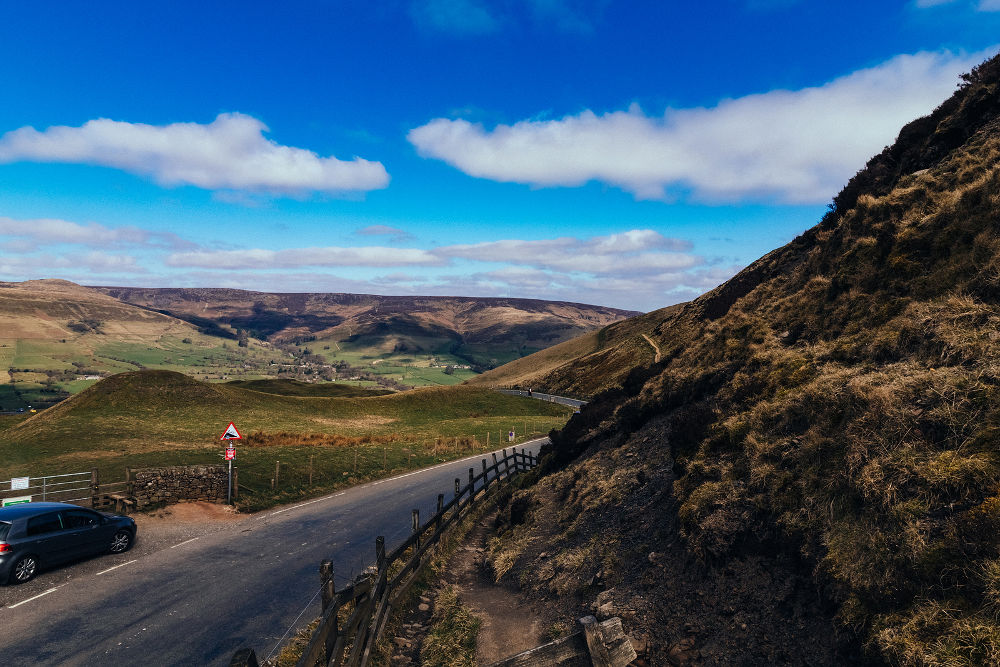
220 422 242 440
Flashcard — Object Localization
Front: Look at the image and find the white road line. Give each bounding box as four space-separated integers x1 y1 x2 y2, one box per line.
260 438 547 518
269 496 329 516
96 559 137 576
170 537 200 549
7 587 59 609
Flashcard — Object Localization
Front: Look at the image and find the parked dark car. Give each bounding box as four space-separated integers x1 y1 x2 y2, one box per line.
0 502 136 584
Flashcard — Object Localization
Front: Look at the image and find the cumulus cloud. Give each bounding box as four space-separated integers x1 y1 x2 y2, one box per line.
166 246 445 269
437 229 698 274
0 113 390 196
0 216 194 250
409 49 988 203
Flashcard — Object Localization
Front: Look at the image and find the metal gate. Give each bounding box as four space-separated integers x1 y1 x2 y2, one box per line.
1 471 93 507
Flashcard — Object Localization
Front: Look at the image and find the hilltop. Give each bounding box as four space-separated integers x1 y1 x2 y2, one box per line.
488 54 1000 665
94 286 636 367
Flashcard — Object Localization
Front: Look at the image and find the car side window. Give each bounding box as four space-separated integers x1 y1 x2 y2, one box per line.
26 512 65 536
63 510 99 528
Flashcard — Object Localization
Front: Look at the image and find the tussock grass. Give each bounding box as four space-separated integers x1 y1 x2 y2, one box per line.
419 586 482 667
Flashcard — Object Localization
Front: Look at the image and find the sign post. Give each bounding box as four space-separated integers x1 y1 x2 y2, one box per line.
220 422 242 504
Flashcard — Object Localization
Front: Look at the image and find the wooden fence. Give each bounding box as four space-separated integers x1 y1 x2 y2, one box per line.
230 447 538 667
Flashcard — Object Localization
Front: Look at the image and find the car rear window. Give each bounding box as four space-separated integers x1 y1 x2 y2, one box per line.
26 512 64 536
0 522 9 541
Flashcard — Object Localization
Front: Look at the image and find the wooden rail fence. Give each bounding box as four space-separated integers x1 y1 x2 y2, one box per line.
230 447 538 667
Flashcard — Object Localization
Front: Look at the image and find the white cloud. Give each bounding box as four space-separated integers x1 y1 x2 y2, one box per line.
979 0 1000 9
0 216 194 250
437 229 697 274
166 246 445 269
0 113 390 196
409 49 989 204
0 251 145 276
914 0 958 7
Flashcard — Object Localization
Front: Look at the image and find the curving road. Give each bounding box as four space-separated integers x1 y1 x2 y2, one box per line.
0 439 546 666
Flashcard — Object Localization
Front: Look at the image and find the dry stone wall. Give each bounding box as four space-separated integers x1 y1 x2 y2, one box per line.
131 465 227 508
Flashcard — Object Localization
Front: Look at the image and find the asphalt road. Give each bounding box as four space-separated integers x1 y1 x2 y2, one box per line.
0 439 546 666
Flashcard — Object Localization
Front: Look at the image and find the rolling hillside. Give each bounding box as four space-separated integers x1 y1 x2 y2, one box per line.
93 287 636 370
467 304 682 397
489 54 1000 665
0 279 267 410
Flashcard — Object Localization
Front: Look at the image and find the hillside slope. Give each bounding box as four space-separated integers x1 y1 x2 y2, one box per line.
93 287 636 367
492 54 1000 665
0 279 258 409
467 304 681 397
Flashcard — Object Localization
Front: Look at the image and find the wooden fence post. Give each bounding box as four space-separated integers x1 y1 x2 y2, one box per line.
376 535 386 571
309 455 314 487
437 493 444 515
411 509 419 533
482 459 488 487
454 477 461 498
274 460 280 489
468 468 475 498
233 467 239 499
90 468 100 507
320 560 335 611
579 615 636 666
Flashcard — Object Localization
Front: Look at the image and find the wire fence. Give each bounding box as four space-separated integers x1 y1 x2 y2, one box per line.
231 447 539 667
232 427 549 510
0 471 92 506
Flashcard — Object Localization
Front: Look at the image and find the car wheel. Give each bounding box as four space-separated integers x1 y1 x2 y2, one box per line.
109 529 133 553
10 555 38 584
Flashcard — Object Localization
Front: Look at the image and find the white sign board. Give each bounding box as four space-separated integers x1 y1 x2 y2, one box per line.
11 477 29 491
2 495 31 506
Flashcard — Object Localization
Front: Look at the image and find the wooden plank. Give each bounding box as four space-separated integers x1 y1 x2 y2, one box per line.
485 632 590 666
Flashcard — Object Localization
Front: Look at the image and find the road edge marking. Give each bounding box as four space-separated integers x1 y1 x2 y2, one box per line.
170 537 200 549
96 559 137 576
7 586 59 609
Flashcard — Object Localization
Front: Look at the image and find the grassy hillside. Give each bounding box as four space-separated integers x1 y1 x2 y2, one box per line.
224 378 392 398
490 54 1000 665
0 279 277 410
0 370 572 509
467 304 681 397
94 287 637 386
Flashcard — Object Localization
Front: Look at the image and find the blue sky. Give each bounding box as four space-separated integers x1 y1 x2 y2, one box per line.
0 1 996 311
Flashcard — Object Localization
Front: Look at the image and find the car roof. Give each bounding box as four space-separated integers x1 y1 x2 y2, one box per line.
0 502 88 520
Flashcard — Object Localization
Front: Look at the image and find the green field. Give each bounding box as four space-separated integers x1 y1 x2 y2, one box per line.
0 370 572 510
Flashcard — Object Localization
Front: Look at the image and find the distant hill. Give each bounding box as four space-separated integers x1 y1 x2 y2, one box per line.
92 286 637 369
491 54 1000 665
0 279 256 409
